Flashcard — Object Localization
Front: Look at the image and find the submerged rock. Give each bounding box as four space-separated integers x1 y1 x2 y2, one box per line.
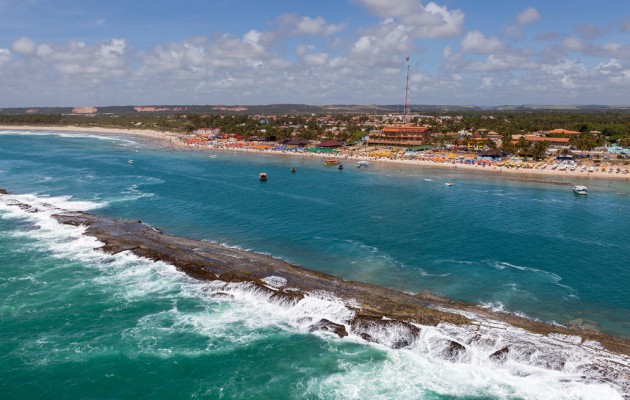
308 319 348 338
489 346 510 363
209 292 235 301
428 338 468 362
2 194 629 396
350 315 421 349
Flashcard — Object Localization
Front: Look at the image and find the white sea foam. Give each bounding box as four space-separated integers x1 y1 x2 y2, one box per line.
0 129 138 146
1 194 627 399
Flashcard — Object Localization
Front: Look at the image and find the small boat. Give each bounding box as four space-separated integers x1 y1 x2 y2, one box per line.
127 160 134 164
259 172 267 182
356 161 372 168
323 159 340 166
444 182 453 187
291 167 297 173
573 185 588 195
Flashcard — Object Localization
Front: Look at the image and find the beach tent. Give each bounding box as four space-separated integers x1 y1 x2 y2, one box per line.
317 139 344 148
283 139 310 146
410 145 434 151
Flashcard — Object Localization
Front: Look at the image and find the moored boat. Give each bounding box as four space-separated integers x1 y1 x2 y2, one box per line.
323 159 340 166
573 185 588 195
259 172 267 181
356 161 372 168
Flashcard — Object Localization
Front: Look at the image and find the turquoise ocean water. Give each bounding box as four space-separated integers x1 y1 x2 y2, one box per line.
1 130 629 399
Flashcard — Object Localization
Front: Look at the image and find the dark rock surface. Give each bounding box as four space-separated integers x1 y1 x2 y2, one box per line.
308 319 348 338
3 192 630 397
42 210 630 357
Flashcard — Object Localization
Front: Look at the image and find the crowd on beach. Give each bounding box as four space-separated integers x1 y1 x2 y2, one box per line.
2 124 629 181
174 135 630 181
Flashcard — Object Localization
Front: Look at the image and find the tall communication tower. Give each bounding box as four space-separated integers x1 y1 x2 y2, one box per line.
403 56 411 123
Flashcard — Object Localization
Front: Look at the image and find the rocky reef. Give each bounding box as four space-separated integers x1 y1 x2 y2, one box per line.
2 192 629 397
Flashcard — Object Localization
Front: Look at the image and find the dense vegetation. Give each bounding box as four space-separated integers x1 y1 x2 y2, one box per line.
1 109 629 146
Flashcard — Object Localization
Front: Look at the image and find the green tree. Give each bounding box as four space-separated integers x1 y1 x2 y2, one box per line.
531 140 550 160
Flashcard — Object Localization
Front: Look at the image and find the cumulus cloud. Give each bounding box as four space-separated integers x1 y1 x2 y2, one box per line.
278 13 346 36
356 0 464 38
0 48 11 65
460 31 504 54
574 23 609 39
516 7 540 26
563 37 585 52
2 4 630 106
12 37 36 55
506 7 540 38
302 52 329 66
595 58 622 75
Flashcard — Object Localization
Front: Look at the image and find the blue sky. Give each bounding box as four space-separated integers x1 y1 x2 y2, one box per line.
1 0 629 107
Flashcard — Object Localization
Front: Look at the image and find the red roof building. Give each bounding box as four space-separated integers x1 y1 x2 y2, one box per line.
367 126 432 147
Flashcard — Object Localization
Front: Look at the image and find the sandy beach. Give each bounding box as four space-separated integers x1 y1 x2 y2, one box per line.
2 124 630 182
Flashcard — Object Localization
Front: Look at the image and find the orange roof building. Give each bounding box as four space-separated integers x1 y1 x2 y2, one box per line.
511 136 570 145
367 126 432 147
547 129 581 135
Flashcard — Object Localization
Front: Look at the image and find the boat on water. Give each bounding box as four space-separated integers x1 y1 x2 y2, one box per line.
356 161 372 168
127 160 134 164
573 185 588 195
445 182 453 187
291 167 296 173
323 159 340 166
259 172 267 182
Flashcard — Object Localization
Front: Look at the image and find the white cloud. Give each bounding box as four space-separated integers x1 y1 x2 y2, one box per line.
356 0 464 38
2 5 630 107
12 36 36 55
574 23 609 40
460 31 504 54
516 7 540 26
506 7 540 38
595 59 622 75
302 52 329 66
541 58 587 89
36 44 52 57
99 38 126 57
0 48 11 65
296 16 345 35
563 37 585 52
278 13 345 36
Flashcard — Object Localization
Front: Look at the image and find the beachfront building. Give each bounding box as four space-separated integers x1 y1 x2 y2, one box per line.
511 135 571 152
367 126 432 147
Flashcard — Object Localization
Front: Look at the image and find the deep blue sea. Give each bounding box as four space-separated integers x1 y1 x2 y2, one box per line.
1 129 629 399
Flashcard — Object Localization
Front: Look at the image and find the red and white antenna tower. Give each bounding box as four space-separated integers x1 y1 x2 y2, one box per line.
403 56 411 123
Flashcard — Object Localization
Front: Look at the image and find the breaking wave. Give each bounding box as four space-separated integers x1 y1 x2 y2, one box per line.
0 193 627 399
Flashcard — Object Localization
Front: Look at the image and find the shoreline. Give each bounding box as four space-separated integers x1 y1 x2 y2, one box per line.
2 124 630 182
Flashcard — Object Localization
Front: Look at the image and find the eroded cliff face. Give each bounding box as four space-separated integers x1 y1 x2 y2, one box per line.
2 192 630 397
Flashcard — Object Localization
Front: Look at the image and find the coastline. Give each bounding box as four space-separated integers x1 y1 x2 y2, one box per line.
1 193 627 396
2 124 630 182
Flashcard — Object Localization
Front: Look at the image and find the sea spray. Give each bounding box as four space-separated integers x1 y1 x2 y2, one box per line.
1 193 629 399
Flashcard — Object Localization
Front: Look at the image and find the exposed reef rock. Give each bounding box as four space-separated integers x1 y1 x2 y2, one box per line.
2 191 630 397
308 319 348 338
